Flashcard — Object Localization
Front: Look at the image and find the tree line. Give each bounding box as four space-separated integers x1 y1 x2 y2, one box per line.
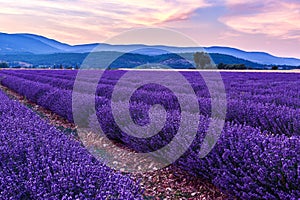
0 62 9 68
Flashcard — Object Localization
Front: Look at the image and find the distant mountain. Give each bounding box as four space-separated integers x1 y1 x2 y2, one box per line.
0 33 98 54
19 33 72 51
205 46 300 66
0 32 300 66
0 33 60 54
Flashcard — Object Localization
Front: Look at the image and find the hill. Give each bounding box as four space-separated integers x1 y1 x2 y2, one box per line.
0 32 299 68
0 52 287 69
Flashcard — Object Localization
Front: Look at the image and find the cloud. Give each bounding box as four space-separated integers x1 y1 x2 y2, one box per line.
219 0 300 40
218 30 241 39
0 0 210 43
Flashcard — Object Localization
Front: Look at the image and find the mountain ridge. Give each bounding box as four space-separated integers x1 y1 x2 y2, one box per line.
0 32 299 66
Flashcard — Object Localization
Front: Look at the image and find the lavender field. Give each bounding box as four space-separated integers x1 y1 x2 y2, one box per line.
0 69 299 199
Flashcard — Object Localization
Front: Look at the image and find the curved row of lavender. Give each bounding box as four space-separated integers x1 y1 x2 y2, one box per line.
0 90 143 199
0 70 299 199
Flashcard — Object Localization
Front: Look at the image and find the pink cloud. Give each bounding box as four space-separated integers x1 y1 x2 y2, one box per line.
0 0 210 44
220 0 300 40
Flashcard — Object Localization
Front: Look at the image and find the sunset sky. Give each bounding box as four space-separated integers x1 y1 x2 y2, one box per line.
0 0 299 58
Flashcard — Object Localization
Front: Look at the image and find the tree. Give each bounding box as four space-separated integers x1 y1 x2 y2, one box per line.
193 52 212 69
217 63 226 69
217 63 247 70
234 64 246 70
0 62 9 68
272 66 278 70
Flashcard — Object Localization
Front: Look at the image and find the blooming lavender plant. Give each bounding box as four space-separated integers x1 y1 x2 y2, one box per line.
0 91 143 199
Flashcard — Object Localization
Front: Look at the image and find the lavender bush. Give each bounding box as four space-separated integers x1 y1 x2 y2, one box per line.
0 91 142 199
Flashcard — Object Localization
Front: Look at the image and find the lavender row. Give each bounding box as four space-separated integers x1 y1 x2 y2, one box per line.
177 123 300 199
0 90 142 199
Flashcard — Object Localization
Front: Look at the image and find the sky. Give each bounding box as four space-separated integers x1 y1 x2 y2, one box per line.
0 0 299 58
